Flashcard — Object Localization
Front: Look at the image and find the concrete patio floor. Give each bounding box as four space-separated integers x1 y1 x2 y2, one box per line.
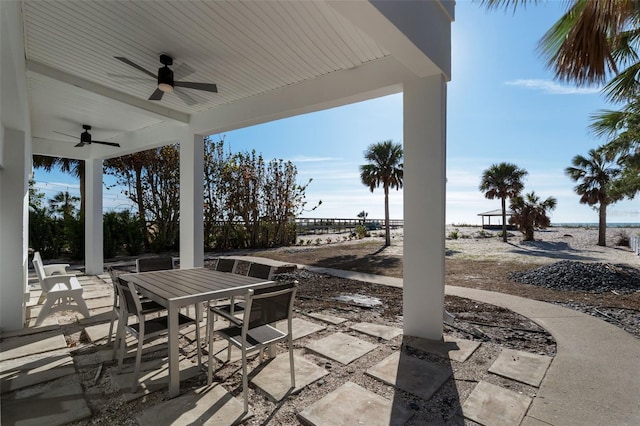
2 260 638 425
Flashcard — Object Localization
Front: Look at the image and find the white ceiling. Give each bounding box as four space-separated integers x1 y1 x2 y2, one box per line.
15 0 451 160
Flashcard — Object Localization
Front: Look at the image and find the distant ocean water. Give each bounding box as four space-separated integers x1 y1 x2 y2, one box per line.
552 223 640 228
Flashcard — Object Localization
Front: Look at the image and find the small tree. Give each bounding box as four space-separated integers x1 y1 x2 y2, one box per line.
509 192 557 241
479 163 528 242
357 210 368 224
360 140 403 246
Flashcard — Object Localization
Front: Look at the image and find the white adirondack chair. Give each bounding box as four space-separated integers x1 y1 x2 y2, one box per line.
32 256 90 325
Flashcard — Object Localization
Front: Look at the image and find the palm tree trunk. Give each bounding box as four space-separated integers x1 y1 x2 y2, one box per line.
598 203 607 246
384 185 390 246
501 197 507 243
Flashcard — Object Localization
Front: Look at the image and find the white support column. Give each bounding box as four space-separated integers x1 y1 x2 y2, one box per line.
403 75 447 340
0 128 29 330
179 131 204 269
85 159 103 275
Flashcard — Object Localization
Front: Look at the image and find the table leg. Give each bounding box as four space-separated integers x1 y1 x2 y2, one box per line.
168 302 180 398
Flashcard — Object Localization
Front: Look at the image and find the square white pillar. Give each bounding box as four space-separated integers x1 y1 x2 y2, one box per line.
179 132 204 269
0 128 29 330
403 75 447 340
85 158 103 275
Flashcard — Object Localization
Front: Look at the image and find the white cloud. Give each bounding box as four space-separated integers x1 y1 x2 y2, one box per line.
505 79 601 95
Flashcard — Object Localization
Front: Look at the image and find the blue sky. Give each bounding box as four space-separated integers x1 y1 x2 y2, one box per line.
35 1 639 225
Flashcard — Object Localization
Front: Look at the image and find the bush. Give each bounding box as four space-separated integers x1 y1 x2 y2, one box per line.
448 229 459 239
355 224 368 239
614 230 630 247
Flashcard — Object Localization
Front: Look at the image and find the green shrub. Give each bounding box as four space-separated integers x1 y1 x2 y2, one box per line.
448 229 459 239
355 224 368 239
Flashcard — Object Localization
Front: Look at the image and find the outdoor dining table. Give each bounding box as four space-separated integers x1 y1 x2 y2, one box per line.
120 267 276 398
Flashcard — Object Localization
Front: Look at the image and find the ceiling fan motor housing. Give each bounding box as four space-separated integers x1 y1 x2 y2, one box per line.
158 65 174 88
80 130 91 144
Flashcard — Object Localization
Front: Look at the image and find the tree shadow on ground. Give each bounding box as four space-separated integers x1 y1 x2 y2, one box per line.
506 241 599 261
312 254 402 275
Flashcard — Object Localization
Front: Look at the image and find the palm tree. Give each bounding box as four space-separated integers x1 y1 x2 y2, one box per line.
565 149 622 246
589 103 640 200
49 191 80 220
360 140 403 246
484 0 638 95
33 155 85 216
479 163 528 242
509 192 557 241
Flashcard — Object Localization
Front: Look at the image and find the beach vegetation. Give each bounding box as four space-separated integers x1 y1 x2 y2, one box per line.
479 162 528 242
509 192 557 241
360 140 403 247
355 224 368 239
565 149 622 246
613 230 631 247
448 229 460 239
590 105 640 201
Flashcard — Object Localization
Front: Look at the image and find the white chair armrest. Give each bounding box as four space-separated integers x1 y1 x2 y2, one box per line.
42 274 78 291
43 264 70 276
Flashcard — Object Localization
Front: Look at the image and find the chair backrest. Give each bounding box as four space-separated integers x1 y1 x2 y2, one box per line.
246 263 273 280
215 258 236 273
244 282 297 330
136 257 174 273
32 256 47 282
114 277 143 317
33 251 43 268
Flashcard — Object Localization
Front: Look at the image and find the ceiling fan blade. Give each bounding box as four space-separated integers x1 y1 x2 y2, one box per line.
173 62 196 81
174 81 217 93
174 88 198 106
114 57 157 79
74 142 85 147
106 73 154 82
53 131 79 140
148 88 164 101
93 140 121 147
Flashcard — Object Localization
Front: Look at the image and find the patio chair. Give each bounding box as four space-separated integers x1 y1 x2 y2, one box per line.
207 281 298 413
213 262 274 317
107 267 165 359
114 277 200 393
32 256 90 326
136 256 175 273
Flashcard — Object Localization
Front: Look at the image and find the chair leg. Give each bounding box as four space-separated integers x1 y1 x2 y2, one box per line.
207 314 214 385
107 308 116 346
289 336 295 390
242 346 249 413
132 324 144 393
195 303 202 369
35 296 57 326
117 323 128 372
37 291 46 304
72 292 90 318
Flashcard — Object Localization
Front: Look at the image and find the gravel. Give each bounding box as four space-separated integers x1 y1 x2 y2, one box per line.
509 260 640 294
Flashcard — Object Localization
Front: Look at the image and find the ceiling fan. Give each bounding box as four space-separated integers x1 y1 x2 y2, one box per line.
113 54 218 105
54 125 120 148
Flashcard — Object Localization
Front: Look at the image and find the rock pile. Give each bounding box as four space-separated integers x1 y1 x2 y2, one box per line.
509 260 640 294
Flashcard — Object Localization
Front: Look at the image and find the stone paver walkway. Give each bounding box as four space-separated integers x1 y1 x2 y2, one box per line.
5 260 639 425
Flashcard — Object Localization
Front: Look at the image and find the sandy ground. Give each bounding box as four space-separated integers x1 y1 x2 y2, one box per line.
294 225 640 265
444 226 640 265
